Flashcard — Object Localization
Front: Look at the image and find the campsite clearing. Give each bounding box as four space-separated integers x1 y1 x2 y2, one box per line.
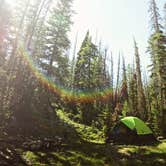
0 135 165 166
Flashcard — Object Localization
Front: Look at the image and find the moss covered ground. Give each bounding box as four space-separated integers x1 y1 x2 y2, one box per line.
17 139 166 166
0 110 166 166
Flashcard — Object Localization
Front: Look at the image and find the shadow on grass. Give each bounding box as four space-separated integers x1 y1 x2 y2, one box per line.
15 139 166 166
0 146 28 166
33 151 71 166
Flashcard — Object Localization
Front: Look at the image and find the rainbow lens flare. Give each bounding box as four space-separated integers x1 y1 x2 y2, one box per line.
18 45 113 104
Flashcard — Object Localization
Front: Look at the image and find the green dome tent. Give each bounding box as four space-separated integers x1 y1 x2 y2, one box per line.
120 116 153 135
107 116 156 144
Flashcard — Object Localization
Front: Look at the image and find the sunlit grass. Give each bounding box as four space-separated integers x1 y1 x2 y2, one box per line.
57 110 105 143
118 140 166 155
23 151 42 165
21 140 166 166
22 150 104 166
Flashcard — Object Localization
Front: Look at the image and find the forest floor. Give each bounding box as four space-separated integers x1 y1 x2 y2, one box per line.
0 136 165 166
0 110 166 166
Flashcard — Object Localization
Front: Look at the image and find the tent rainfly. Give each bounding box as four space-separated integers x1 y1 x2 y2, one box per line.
106 116 157 144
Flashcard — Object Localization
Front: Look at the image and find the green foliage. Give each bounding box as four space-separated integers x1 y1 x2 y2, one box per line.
21 140 166 166
148 31 166 136
23 151 41 165
73 32 111 125
118 140 166 155
0 3 166 166
57 110 105 143
122 101 130 117
149 0 162 32
22 149 105 166
128 67 138 115
39 0 73 86
74 31 98 91
134 40 147 120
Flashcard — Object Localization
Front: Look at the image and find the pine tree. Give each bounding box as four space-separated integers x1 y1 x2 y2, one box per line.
74 32 110 125
24 0 43 47
25 0 51 49
148 0 166 136
134 40 147 120
31 0 53 64
40 0 73 87
128 65 138 116
70 32 78 90
12 0 31 52
95 47 109 90
120 56 129 116
0 0 47 130
110 52 114 90
74 31 98 91
0 0 10 122
149 0 161 32
115 53 121 105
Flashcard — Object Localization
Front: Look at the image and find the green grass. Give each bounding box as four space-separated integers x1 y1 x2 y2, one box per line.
23 151 42 165
57 110 105 143
118 140 166 155
2 109 166 166
22 149 105 166
21 140 166 166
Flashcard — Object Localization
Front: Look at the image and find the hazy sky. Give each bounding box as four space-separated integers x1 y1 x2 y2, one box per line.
6 0 165 69
70 0 165 68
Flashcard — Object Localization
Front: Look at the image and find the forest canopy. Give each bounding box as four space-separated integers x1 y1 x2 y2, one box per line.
0 0 165 142
0 0 166 165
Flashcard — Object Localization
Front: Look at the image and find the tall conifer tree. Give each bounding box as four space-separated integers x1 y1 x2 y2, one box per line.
148 0 166 135
134 40 147 120
40 0 73 87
